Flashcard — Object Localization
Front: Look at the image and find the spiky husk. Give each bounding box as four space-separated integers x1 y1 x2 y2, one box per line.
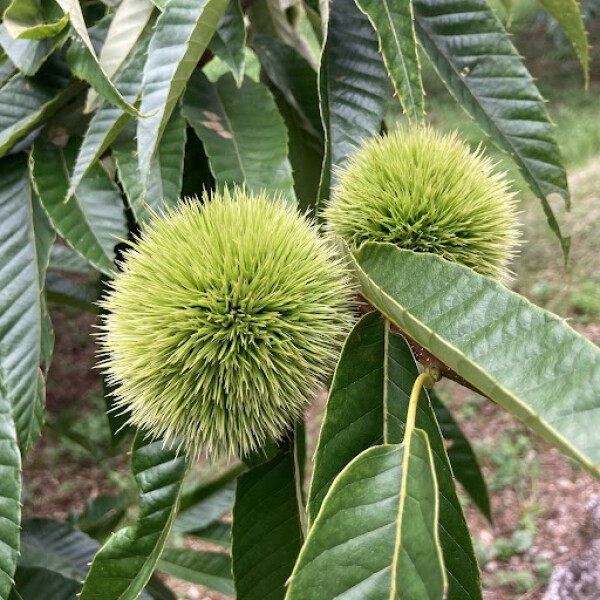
324 127 519 280
99 189 354 459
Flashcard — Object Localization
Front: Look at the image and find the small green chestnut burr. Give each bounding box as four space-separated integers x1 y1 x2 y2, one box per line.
324 127 520 281
99 188 354 459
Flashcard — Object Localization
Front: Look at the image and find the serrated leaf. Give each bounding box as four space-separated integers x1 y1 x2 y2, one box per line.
137 0 229 185
430 391 491 523
308 312 482 599
413 0 570 257
0 54 75 157
31 138 127 276
3 0 69 40
232 453 303 600
538 0 588 87
114 107 186 224
80 434 190 600
354 0 424 123
317 0 389 209
182 71 296 206
56 0 140 116
0 23 61 75
68 32 151 200
0 155 47 457
348 242 600 479
159 549 233 595
85 0 154 112
0 381 21 600
254 34 322 138
288 432 445 600
209 0 246 86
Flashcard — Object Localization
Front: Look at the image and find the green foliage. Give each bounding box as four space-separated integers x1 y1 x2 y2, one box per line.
325 127 519 280
100 189 354 459
0 1 597 599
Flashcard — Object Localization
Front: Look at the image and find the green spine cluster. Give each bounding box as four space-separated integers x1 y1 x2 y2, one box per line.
324 127 519 281
100 189 354 459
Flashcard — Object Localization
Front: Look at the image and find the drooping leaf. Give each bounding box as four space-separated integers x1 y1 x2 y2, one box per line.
0 23 61 75
538 0 589 86
80 434 190 600
288 433 445 600
3 0 68 40
159 549 233 595
48 244 96 274
182 71 296 207
71 495 130 541
68 32 151 200
0 380 21 600
0 55 15 88
31 137 127 276
253 34 322 138
0 54 76 157
137 0 229 186
308 312 482 599
317 0 389 209
430 391 491 523
348 242 600 479
209 0 246 86
232 453 303 600
354 0 424 123
413 0 570 257
0 155 47 456
85 0 154 112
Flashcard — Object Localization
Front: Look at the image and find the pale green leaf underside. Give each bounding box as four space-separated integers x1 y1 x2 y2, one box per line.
137 0 229 185
538 0 589 86
288 437 444 600
354 0 424 123
308 312 482 599
183 71 296 207
349 243 600 479
31 139 127 276
80 435 189 600
413 0 570 257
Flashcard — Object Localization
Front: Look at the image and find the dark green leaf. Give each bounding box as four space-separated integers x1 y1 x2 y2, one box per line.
232 453 303 600
209 0 246 86
80 434 190 600
183 72 296 206
253 34 322 138
354 0 424 123
317 0 389 208
288 433 445 600
3 0 68 40
308 313 482 599
137 0 229 186
0 155 47 455
349 242 600 479
430 391 491 523
413 0 570 257
159 549 233 595
0 54 76 156
31 137 127 276
70 495 130 540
